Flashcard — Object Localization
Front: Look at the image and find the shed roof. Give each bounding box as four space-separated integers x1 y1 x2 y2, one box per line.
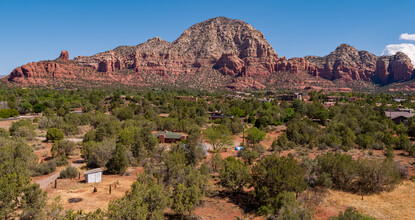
83 168 103 175
154 131 183 139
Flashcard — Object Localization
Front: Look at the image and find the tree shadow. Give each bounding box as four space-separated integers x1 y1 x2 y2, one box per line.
165 213 201 220
215 190 258 214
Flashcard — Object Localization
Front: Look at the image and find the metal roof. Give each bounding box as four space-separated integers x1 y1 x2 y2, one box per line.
83 168 103 175
154 131 183 139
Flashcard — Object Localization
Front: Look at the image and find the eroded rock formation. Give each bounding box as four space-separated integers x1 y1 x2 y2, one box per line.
5 17 415 90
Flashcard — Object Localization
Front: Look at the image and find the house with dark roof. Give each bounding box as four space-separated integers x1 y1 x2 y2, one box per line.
155 131 186 143
276 92 305 101
209 112 234 120
385 111 415 125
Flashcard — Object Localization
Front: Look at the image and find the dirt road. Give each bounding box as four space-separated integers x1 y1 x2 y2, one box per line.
35 163 83 190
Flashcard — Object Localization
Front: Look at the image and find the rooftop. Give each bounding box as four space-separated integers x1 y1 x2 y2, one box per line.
154 131 183 139
83 168 103 175
385 111 415 120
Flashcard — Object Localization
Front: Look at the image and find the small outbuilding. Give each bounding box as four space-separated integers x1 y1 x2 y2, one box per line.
83 168 103 183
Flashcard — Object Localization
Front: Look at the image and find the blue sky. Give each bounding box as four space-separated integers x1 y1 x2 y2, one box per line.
1 0 415 75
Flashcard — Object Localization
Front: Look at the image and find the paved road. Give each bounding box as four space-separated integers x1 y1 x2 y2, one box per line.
35 162 83 190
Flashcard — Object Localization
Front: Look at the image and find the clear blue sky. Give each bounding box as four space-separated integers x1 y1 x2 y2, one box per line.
1 0 414 75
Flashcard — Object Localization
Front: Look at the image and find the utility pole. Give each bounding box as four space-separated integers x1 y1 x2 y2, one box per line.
242 124 245 146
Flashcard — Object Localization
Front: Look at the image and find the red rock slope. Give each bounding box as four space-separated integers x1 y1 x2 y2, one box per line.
5 17 415 90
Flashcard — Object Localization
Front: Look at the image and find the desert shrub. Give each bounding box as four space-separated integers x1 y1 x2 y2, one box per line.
82 139 116 168
252 155 307 213
0 108 19 118
38 116 64 129
328 207 375 220
315 152 401 195
13 127 35 141
316 153 357 191
31 161 57 176
32 103 46 113
107 174 168 219
263 191 312 219
46 128 64 142
106 144 129 175
219 156 251 192
252 143 266 156
64 113 81 126
246 127 266 145
113 107 135 121
9 120 35 136
54 157 69 167
59 166 78 179
0 128 9 138
238 147 258 164
58 123 78 136
51 140 75 158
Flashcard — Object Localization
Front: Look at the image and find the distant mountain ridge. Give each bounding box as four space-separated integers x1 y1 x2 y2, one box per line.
4 17 415 91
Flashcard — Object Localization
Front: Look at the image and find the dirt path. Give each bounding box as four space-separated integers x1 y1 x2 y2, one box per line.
35 137 83 142
35 163 83 190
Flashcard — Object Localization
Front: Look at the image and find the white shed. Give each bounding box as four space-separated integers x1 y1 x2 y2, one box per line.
83 168 103 183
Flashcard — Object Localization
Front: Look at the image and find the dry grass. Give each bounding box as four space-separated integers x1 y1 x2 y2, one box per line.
315 180 415 220
0 119 16 129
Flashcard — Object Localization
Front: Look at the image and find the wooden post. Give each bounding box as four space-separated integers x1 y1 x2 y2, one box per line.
78 172 80 180
109 185 112 194
55 179 57 188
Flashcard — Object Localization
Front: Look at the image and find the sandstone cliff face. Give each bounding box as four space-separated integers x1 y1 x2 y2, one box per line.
73 17 278 78
304 44 378 81
374 52 414 84
6 17 415 90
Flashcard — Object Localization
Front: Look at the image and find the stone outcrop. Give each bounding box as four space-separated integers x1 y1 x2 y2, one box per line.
375 52 414 84
58 50 69 61
74 17 279 78
304 44 378 81
5 17 415 90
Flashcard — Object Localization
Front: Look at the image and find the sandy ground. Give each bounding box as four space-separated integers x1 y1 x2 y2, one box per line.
0 119 17 129
45 167 143 212
193 196 264 220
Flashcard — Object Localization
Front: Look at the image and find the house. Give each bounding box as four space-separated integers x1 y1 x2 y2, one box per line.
257 98 272 103
276 92 304 101
155 131 186 143
393 98 406 103
209 112 234 120
325 96 340 102
84 168 103 183
385 111 415 125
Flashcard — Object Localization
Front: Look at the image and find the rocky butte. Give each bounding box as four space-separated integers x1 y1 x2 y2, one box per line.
4 17 415 91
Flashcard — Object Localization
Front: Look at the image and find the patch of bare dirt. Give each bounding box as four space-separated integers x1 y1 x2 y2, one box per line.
45 167 143 212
